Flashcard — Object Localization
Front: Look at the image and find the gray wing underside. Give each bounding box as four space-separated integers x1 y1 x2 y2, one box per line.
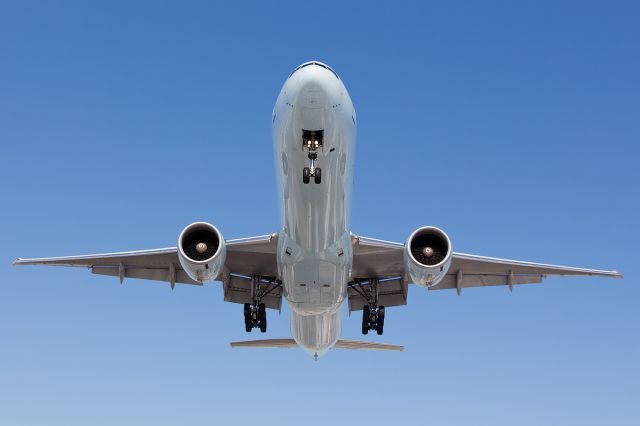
14 233 622 313
348 235 622 312
14 234 283 309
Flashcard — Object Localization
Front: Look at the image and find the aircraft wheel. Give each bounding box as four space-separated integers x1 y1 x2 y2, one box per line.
376 306 385 335
258 303 267 333
361 305 370 335
303 167 310 184
314 168 321 184
244 303 252 332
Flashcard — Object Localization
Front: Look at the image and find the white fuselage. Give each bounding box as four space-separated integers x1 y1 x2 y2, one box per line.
272 62 356 357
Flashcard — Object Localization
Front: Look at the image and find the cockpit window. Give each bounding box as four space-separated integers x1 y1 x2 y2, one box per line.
289 61 340 80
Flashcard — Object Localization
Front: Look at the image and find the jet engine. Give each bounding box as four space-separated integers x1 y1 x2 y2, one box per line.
404 226 452 288
177 222 226 283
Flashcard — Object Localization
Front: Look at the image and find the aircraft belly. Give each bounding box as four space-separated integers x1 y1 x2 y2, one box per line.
280 107 350 250
274 103 354 316
271 65 356 354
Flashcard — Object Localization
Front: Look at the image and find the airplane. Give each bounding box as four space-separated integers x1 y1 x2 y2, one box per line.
14 61 623 359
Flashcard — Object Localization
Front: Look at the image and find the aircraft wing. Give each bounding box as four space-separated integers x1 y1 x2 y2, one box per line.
13 234 282 309
348 235 622 311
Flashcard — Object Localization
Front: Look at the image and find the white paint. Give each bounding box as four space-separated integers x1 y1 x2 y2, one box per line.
272 62 356 357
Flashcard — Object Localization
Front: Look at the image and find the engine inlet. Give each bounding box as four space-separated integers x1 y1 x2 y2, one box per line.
410 232 448 266
180 225 220 261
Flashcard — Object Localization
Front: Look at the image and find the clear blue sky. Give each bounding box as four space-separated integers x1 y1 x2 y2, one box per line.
1 1 638 424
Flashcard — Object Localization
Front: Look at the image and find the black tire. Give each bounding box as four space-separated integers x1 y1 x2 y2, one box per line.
244 303 252 332
303 167 310 184
314 168 321 184
376 306 385 335
362 305 370 335
258 303 267 333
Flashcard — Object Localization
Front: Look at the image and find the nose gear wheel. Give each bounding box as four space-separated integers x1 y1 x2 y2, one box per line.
301 130 323 184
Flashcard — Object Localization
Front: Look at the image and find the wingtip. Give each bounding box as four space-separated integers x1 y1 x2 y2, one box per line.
13 258 39 266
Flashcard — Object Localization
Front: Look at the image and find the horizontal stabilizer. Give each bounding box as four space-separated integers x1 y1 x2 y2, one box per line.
334 339 404 351
230 338 298 348
229 338 403 351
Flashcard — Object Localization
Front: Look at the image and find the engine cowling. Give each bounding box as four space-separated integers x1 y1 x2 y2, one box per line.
177 222 226 283
404 226 452 288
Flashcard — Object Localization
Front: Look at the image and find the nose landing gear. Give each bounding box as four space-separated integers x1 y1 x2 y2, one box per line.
302 130 323 184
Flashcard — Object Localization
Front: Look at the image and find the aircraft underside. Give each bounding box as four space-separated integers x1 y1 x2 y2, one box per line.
13 61 622 359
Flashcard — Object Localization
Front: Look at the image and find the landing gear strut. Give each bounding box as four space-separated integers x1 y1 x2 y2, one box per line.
302 130 322 184
243 275 281 333
349 277 386 335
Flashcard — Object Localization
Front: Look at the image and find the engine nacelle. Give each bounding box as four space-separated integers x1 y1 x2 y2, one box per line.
177 222 226 283
404 226 452 288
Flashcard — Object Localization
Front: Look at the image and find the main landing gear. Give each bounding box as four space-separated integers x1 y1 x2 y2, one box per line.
244 302 267 333
302 130 322 184
243 275 281 333
348 277 386 335
362 305 385 335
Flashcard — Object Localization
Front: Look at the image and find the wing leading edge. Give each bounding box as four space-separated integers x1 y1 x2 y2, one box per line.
348 234 622 310
14 234 282 309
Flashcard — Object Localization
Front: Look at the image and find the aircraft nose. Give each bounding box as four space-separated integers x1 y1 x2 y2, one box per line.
300 81 327 109
291 64 340 109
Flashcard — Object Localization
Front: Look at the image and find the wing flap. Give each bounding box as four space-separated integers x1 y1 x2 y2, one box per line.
92 265 199 286
222 273 282 310
430 273 542 291
347 277 408 312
